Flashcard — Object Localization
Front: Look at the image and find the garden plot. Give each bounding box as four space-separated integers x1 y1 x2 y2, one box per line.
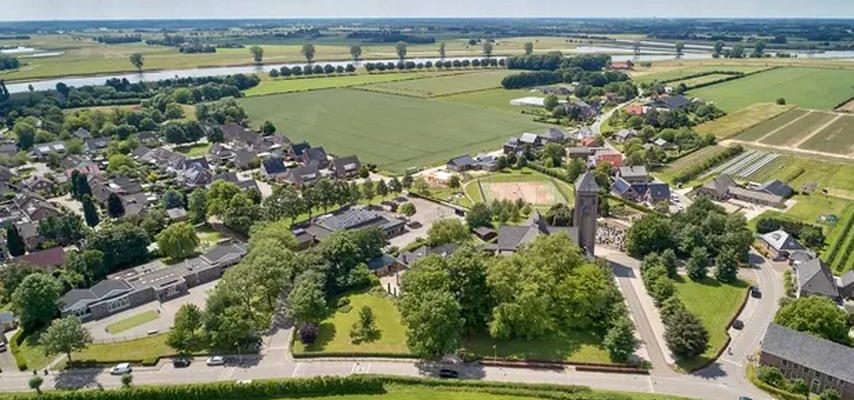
700 150 780 179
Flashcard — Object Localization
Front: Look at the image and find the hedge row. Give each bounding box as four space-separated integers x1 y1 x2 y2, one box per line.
658 70 745 84
9 329 28 371
501 71 562 89
671 145 743 184
746 364 808 400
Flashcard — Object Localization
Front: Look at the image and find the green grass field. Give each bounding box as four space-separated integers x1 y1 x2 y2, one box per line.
758 110 836 146
673 277 749 371
464 331 612 364
823 204 854 273
358 70 515 98
15 331 54 370
72 334 179 364
632 65 768 84
785 194 851 225
695 103 793 139
655 145 728 184
105 310 160 334
688 67 854 112
292 290 410 356
243 71 456 97
798 114 854 155
174 142 212 157
733 108 810 142
238 89 549 174
440 88 541 113
670 73 738 88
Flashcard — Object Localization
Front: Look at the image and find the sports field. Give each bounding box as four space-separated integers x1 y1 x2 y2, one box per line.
239 89 549 174
464 169 573 207
688 67 854 111
358 70 515 98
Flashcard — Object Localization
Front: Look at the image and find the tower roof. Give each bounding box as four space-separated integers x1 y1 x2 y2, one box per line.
575 171 599 193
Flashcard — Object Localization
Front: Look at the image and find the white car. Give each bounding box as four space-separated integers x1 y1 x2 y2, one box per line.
110 363 132 375
206 356 225 366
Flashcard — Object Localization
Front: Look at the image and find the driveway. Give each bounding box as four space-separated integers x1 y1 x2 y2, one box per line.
85 280 218 341
388 196 459 249
0 329 18 373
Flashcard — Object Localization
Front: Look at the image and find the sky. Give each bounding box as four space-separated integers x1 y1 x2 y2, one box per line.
4 0 854 20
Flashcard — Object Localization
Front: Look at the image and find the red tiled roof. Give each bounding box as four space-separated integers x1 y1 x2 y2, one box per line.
596 153 624 168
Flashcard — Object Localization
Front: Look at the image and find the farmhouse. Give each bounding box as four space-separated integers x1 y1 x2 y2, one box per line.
758 230 808 262
650 95 692 111
58 242 247 321
447 155 476 172
759 323 854 400
696 174 786 208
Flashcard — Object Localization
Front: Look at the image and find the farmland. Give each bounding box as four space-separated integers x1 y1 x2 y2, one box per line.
440 88 540 113
688 67 854 112
669 73 739 89
239 88 549 174
655 145 729 184
631 65 768 84
729 108 854 158
243 71 458 97
357 70 515 98
695 103 793 139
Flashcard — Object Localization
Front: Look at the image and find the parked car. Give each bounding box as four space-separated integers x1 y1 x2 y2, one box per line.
110 363 132 375
438 369 459 379
750 287 762 299
206 356 226 366
173 358 191 368
732 319 744 330
0 342 6 352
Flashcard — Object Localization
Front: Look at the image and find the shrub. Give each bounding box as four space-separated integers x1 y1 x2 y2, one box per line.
298 322 319 345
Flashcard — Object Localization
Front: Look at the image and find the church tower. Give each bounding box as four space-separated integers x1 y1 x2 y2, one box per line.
574 171 599 257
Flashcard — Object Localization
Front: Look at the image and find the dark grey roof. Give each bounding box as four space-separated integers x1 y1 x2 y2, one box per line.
840 271 854 288
290 142 311 157
656 95 691 109
262 158 287 175
575 171 599 193
58 279 133 312
797 258 839 298
286 162 320 185
201 243 248 266
366 254 397 271
760 179 793 198
398 243 459 266
315 209 387 231
448 155 475 168
331 155 361 174
304 147 328 163
541 128 567 141
618 166 649 180
760 230 805 252
761 323 854 383
646 183 671 202
212 171 240 184
704 174 735 196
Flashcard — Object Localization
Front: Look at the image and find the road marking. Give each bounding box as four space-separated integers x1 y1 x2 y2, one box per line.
291 362 300 377
646 376 655 393
720 358 744 368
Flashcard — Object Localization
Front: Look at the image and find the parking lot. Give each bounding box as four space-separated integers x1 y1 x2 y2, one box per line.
388 196 461 248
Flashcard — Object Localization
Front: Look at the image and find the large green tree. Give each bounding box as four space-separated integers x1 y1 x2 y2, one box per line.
81 195 100 228
395 41 408 60
287 271 327 325
40 316 93 362
626 213 674 257
157 222 199 260
12 273 62 332
129 53 144 71
106 193 125 218
664 309 708 358
774 296 850 345
5 224 26 257
87 222 150 272
249 45 264 63
426 218 469 247
301 43 316 63
603 316 639 363
167 304 205 354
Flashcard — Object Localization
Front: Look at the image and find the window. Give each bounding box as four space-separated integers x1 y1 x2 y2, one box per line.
106 296 130 312
782 360 788 366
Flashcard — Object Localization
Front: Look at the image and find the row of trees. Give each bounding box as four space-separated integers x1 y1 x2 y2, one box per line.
272 64 356 78
399 234 639 362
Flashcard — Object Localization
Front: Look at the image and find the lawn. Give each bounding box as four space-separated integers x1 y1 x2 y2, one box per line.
104 310 160 334
238 88 550 174
15 331 55 370
72 334 179 364
798 114 854 155
292 290 410 356
673 276 749 371
358 70 515 98
174 142 212 157
695 103 793 139
688 67 854 112
785 194 851 225
196 225 225 248
243 71 454 97
440 88 542 113
464 331 612 364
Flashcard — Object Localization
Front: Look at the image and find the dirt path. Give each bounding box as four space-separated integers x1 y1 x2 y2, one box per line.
719 139 854 162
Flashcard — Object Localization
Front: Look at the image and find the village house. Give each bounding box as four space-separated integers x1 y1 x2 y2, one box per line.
794 258 854 302
759 323 854 400
301 146 329 168
617 166 650 184
650 94 692 111
283 162 321 187
31 141 66 160
758 230 809 263
613 129 637 143
696 174 788 208
288 142 312 160
330 155 362 179
15 246 67 271
446 155 476 172
261 158 288 180
397 242 460 268
301 208 405 244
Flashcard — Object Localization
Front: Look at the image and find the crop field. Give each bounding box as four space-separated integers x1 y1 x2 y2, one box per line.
243 71 459 97
464 169 573 207
357 70 515 98
688 67 854 111
655 145 728 183
733 108 811 142
440 88 540 113
757 111 837 146
631 65 768 84
696 103 794 139
239 89 549 174
823 204 854 273
670 73 738 88
798 114 854 155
